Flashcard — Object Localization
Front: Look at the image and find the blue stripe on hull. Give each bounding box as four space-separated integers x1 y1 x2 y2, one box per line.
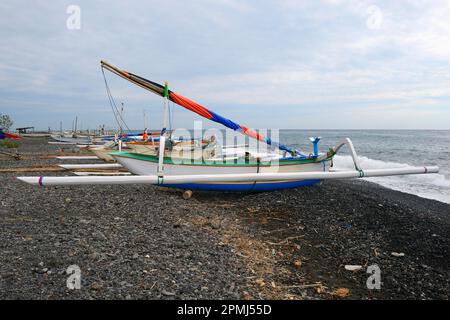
161 179 321 192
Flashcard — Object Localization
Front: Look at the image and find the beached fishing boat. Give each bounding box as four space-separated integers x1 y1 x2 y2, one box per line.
17 61 439 192
50 134 93 145
111 151 331 191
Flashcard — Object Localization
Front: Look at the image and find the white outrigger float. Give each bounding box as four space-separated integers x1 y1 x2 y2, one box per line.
17 61 439 192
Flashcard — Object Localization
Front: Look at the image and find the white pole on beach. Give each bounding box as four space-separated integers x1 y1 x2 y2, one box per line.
17 166 439 186
58 164 122 169
158 81 169 175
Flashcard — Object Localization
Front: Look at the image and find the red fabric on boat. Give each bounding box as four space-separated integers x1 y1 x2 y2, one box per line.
169 92 213 120
4 132 21 139
240 126 264 142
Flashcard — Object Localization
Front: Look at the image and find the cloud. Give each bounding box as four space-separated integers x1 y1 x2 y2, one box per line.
0 0 449 130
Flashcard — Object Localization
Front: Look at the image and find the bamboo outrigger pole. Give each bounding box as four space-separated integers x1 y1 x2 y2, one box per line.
17 166 439 186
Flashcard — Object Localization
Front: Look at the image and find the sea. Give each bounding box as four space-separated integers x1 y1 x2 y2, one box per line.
280 130 450 204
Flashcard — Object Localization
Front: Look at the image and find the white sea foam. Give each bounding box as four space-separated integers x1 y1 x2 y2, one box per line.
333 155 450 204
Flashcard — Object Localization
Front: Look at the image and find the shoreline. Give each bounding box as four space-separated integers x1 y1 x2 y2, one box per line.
0 137 449 299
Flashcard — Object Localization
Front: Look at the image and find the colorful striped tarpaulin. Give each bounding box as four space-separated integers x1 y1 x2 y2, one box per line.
0 129 20 140
101 61 302 156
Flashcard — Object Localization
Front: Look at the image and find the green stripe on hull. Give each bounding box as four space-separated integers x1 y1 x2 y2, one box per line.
110 151 332 167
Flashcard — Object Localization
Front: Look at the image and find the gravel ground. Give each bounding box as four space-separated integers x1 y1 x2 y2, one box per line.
0 138 449 300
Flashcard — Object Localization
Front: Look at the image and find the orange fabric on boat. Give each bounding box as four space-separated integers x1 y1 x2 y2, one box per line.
142 129 148 141
240 126 264 142
169 92 213 120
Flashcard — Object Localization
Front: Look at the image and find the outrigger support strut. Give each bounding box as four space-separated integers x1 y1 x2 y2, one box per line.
330 138 362 171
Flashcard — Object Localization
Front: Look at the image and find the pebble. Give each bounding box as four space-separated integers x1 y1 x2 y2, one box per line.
92 231 107 241
391 252 405 257
91 282 103 290
210 219 221 230
344 265 363 271
161 290 176 296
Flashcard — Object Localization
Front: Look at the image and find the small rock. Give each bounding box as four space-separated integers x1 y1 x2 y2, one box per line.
38 262 44 267
391 252 405 257
241 291 252 300
344 265 363 271
65 197 71 203
88 252 101 260
1 272 14 279
334 288 349 298
255 278 265 287
161 290 176 296
92 231 107 241
294 260 302 269
125 294 132 300
132 253 139 259
210 219 221 229
91 282 103 290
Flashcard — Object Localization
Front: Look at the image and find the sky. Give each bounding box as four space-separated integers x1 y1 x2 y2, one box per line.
1 0 450 131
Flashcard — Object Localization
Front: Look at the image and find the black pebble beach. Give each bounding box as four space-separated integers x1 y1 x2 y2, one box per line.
1 137 449 299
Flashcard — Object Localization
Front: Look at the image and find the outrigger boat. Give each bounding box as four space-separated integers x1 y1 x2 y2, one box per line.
17 61 439 192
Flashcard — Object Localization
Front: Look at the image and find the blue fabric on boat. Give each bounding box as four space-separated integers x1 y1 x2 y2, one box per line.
209 111 241 131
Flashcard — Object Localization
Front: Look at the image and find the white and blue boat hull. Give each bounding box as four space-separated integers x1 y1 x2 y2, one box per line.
111 152 331 192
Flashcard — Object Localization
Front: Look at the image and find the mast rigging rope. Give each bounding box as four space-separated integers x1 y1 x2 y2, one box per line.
101 67 132 133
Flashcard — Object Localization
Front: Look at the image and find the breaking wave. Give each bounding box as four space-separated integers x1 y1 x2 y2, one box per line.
333 155 450 205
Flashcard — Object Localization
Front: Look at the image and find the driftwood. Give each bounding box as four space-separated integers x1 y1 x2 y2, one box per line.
0 150 21 160
0 165 129 173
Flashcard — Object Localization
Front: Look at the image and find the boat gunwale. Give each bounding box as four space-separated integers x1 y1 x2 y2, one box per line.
110 151 332 167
